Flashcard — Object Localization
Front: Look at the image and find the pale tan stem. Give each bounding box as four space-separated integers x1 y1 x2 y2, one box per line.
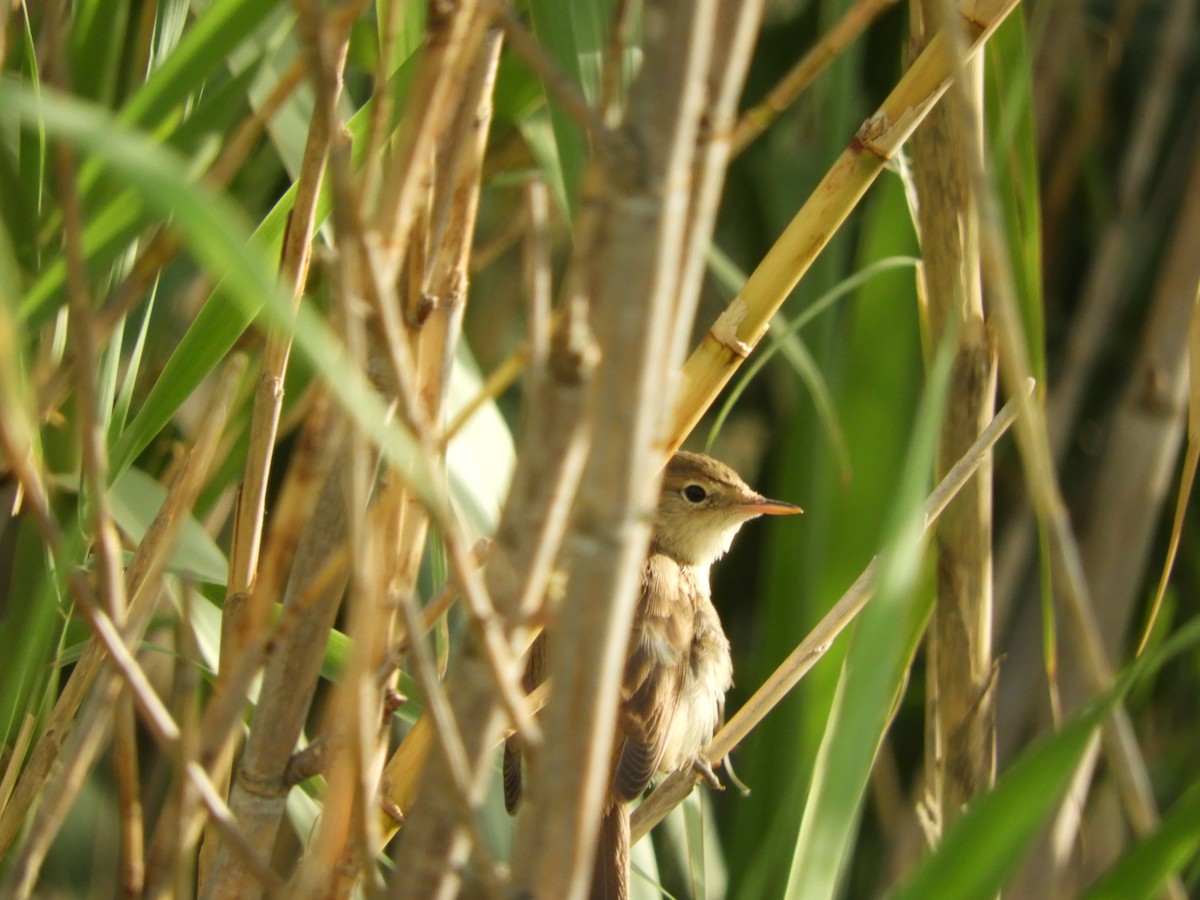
937 0 1177 887
385 274 594 897
219 25 349 671
666 0 1023 455
371 0 487 283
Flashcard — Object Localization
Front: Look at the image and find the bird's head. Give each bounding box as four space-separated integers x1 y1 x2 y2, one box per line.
652 451 801 569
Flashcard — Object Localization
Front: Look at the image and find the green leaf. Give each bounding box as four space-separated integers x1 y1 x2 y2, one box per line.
892 703 1102 900
526 0 615 214
1081 781 1200 900
783 319 954 900
0 522 68 750
0 78 436 510
108 467 228 585
985 13 1044 383
67 0 130 106
117 0 276 131
892 618 1200 900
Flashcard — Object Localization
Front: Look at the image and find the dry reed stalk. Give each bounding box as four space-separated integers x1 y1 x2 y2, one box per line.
908 0 997 834
203 414 350 897
631 384 1027 840
374 179 565 842
370 0 488 284
931 0 1177 893
142 585 204 899
0 715 34 820
47 9 143 885
385 266 595 895
0 368 260 897
207 2 494 891
665 0 1023 456
279 5 388 893
293 27 504 899
374 0 769 850
441 0 896 441
506 2 722 896
217 22 350 683
195 27 353 880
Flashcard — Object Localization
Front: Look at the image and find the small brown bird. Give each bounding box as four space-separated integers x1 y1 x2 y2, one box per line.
504 451 801 899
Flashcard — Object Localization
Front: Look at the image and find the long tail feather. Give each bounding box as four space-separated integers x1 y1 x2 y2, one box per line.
590 802 630 900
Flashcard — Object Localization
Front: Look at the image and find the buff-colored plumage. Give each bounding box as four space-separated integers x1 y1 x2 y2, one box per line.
504 451 800 899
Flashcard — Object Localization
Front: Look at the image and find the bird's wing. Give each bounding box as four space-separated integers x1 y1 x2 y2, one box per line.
504 631 547 814
611 554 693 803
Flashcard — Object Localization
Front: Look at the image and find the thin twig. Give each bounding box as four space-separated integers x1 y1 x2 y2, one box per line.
729 0 900 155
0 358 243 858
0 453 276 896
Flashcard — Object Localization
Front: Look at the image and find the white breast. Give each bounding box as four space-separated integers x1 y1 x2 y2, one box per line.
659 594 733 774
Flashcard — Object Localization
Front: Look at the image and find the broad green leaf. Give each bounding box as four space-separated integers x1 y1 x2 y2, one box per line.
893 618 1200 900
783 318 954 900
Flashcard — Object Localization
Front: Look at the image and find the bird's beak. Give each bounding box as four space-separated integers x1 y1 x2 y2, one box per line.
739 496 803 516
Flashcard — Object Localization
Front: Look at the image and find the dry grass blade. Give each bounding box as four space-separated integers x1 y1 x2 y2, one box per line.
0 485 273 897
1138 281 1200 654
0 715 35 821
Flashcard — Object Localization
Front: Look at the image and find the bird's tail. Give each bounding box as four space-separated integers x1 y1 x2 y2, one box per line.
590 802 630 900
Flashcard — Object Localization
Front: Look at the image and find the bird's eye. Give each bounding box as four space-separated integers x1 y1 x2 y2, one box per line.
683 484 707 503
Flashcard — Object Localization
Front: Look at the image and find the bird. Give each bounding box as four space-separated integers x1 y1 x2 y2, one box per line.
503 451 801 899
